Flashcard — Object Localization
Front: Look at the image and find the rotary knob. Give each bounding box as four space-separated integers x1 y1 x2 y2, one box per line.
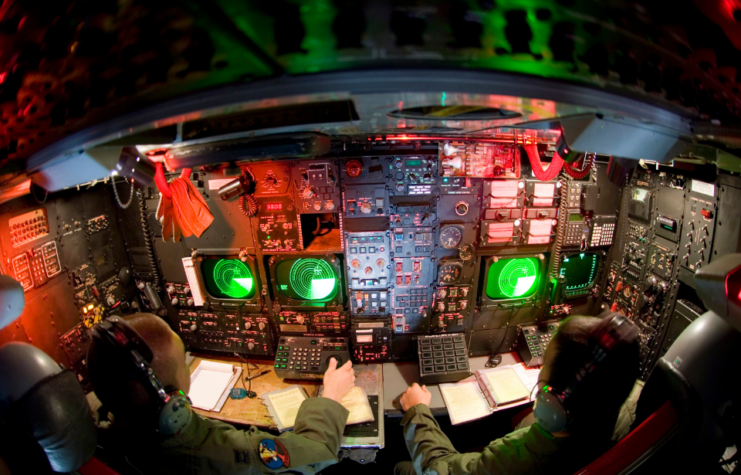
258 322 266 331
244 321 252 330
360 202 372 214
455 202 469 216
296 315 305 324
351 259 361 270
459 301 468 310
171 297 179 306
437 288 447 299
190 324 197 332
376 258 386 268
186 298 194 306
167 285 175 294
461 287 469 297
183 286 191 295
106 295 116 306
364 267 373 276
437 302 446 312
247 342 255 350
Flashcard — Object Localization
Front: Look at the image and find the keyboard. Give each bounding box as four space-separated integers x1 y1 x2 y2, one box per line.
417 333 470 385
274 336 350 380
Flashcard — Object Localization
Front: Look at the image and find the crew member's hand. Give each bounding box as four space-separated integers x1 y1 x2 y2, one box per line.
322 359 355 403
400 383 432 411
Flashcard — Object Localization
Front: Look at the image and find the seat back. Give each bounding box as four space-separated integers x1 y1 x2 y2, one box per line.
574 358 702 475
573 401 677 475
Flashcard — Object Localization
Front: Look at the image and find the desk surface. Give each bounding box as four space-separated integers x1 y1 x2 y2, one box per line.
382 353 522 417
188 352 523 426
188 355 320 429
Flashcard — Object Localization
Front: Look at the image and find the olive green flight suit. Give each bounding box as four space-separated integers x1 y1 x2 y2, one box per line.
395 404 609 475
127 397 349 474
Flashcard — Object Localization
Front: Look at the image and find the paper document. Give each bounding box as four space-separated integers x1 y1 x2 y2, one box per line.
340 386 375 425
485 368 530 405
512 364 541 394
266 387 307 429
189 361 238 410
439 381 491 425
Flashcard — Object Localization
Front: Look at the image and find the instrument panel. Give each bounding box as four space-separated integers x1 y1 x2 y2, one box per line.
4 137 738 388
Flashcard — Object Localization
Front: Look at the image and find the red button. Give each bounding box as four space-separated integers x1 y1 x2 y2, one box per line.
701 209 713 220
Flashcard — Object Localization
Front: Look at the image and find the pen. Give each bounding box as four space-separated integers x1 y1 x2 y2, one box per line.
245 370 271 381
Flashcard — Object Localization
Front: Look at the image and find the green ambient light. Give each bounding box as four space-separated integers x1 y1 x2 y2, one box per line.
212 259 254 299
560 253 600 294
486 257 541 299
289 258 337 300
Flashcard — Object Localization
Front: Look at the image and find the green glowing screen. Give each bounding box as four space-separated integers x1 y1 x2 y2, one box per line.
201 259 255 299
275 258 337 301
486 257 541 299
560 253 600 296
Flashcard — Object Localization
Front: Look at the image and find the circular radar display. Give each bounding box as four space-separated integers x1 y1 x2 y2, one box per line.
289 258 337 300
212 259 255 299
486 257 540 299
439 226 463 249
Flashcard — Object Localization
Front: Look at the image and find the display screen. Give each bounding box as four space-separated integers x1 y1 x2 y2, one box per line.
265 203 283 211
406 160 422 166
569 213 583 222
275 258 338 301
560 253 600 294
631 188 649 202
486 257 541 299
201 258 255 299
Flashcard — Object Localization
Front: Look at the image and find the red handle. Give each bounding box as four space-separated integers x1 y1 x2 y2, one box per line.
155 162 192 199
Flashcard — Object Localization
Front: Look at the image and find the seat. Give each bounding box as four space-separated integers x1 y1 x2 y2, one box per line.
573 358 702 475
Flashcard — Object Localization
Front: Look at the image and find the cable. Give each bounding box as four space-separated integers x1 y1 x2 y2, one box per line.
239 194 258 216
137 189 161 290
551 171 570 280
563 154 592 179
111 175 134 209
31 184 48 204
486 308 516 367
524 144 564 182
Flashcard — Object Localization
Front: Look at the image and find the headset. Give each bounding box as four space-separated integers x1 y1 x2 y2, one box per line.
533 313 639 434
90 316 192 436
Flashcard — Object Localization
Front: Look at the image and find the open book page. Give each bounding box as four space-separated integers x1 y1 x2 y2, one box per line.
189 361 237 410
482 367 530 407
439 380 492 425
512 363 541 395
340 386 375 425
266 387 308 430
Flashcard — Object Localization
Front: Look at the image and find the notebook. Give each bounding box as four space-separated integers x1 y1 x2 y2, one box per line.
439 363 540 425
189 360 242 412
263 386 310 432
337 386 375 425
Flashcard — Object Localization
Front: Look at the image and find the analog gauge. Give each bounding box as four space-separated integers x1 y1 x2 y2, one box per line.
438 262 463 284
458 244 473 261
439 226 463 249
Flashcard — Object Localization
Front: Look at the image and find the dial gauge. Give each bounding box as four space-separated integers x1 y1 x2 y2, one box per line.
438 262 463 284
459 245 473 261
439 226 463 249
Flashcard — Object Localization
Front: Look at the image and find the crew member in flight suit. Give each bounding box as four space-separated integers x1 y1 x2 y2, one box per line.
87 313 354 474
395 315 641 475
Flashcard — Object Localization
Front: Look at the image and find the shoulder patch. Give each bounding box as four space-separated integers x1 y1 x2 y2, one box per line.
259 438 290 469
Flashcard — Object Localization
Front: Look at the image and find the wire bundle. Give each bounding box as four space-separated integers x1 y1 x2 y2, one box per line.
524 144 564 181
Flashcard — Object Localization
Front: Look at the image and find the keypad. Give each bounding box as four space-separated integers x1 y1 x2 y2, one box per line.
418 333 470 384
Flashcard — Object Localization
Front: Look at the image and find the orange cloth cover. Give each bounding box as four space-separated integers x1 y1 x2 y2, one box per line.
154 163 213 241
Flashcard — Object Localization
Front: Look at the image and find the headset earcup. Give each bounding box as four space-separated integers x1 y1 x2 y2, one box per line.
533 390 569 434
158 395 192 436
